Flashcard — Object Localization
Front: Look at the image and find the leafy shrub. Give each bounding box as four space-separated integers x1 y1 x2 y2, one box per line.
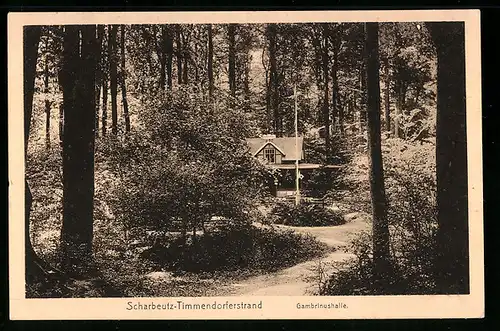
271 201 345 227
142 223 328 273
319 139 438 295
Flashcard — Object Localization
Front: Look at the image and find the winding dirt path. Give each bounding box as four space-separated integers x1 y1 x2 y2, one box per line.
224 213 371 296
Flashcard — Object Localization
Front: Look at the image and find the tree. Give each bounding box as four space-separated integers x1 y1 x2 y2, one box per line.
267 24 280 136
365 22 391 283
206 24 214 98
120 25 130 133
95 25 104 136
59 25 98 275
175 25 183 85
43 42 51 149
426 22 469 294
228 24 236 97
207 24 214 98
24 25 43 283
102 26 109 136
109 25 118 135
321 24 330 158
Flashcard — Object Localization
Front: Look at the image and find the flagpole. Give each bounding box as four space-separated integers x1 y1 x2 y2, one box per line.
295 83 300 206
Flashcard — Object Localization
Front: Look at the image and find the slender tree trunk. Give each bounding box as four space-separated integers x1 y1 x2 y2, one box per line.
427 22 469 294
176 25 182 85
268 24 280 136
59 102 64 147
395 82 402 138
44 58 51 149
365 22 391 285
95 25 104 137
360 62 367 130
24 26 42 284
228 24 236 97
102 77 108 136
331 44 339 134
207 24 214 98
183 53 189 84
322 24 330 159
120 25 130 133
159 26 167 90
166 27 173 90
109 25 118 135
384 57 391 132
60 25 98 276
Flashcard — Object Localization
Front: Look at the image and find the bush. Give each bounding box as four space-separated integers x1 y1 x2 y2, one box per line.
270 201 345 227
319 139 438 295
142 223 328 273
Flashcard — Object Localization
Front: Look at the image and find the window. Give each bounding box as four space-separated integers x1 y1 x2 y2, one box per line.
264 147 276 163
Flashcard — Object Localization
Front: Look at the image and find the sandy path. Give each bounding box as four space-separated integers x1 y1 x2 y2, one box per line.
224 213 370 296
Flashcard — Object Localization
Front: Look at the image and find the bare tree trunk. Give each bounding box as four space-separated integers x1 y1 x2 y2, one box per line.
322 24 330 159
109 25 118 135
60 25 98 276
207 24 214 98
95 25 104 138
365 22 391 285
384 58 391 132
102 77 108 136
166 27 173 90
427 22 469 294
44 57 51 150
268 24 280 136
120 25 130 133
228 24 236 97
176 25 182 85
159 26 167 90
24 26 42 284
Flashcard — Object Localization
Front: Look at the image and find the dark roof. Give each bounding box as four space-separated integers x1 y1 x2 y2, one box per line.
246 137 304 161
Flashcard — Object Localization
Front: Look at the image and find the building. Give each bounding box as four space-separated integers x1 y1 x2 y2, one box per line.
246 134 341 198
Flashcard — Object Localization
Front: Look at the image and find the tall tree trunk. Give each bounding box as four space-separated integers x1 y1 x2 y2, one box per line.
427 22 469 294
60 25 98 276
183 53 189 84
44 57 51 149
102 77 108 136
59 102 64 148
384 57 391 132
268 24 280 136
365 22 391 284
95 25 104 137
109 25 118 135
228 24 236 97
360 62 367 130
176 25 182 85
207 24 214 98
166 28 173 90
24 26 42 284
120 25 130 133
159 26 167 90
331 43 339 134
322 24 330 159
395 82 402 138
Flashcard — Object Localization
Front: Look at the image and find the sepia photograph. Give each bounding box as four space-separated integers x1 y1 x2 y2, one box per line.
8 10 483 319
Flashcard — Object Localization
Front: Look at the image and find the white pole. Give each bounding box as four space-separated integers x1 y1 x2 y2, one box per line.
295 83 300 206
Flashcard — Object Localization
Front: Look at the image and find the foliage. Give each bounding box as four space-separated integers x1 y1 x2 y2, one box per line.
142 223 329 273
270 201 345 227
103 89 268 234
320 138 438 295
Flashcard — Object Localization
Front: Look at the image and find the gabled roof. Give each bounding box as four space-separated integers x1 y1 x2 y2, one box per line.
246 136 304 161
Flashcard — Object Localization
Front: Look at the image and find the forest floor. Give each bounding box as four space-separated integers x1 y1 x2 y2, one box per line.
140 210 371 297
220 212 371 296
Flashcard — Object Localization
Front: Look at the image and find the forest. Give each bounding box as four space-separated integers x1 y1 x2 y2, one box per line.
24 21 469 297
